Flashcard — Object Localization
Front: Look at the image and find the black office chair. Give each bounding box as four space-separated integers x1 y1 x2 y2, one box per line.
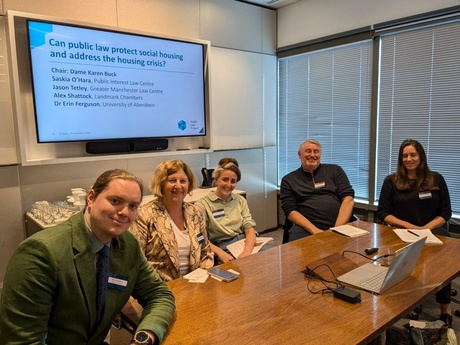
282 219 292 244
444 218 460 318
112 311 136 335
282 213 360 244
201 168 214 187
408 218 459 322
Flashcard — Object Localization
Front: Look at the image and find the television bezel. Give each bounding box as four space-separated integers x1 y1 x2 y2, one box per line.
23 15 210 144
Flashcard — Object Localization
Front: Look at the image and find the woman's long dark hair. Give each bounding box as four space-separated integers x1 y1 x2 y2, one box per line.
393 139 437 191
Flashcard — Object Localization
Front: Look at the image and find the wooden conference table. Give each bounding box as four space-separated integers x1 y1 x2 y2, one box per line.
161 221 460 345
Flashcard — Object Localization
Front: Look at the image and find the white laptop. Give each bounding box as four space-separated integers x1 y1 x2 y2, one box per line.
337 237 426 294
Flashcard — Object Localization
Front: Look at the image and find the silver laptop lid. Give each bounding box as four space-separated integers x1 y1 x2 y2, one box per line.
379 236 427 293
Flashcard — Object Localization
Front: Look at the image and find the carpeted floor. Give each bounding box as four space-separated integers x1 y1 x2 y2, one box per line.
386 276 460 344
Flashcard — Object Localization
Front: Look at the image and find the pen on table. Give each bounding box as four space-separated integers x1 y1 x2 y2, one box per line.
407 229 420 237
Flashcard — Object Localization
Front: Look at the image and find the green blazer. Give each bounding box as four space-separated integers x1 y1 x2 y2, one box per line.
0 212 175 345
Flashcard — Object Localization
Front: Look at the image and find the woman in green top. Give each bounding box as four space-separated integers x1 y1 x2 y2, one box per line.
196 161 259 263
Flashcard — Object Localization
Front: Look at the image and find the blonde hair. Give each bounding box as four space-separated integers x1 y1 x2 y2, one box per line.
212 162 241 184
150 160 196 198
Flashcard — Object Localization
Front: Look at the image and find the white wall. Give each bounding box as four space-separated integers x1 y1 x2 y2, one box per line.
0 166 22 292
278 0 460 47
0 0 278 289
0 16 16 165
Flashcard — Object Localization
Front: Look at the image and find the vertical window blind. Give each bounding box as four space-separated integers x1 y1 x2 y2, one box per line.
376 19 460 214
278 41 372 201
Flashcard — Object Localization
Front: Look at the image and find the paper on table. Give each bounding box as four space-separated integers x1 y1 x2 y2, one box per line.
393 228 443 245
330 224 369 237
183 268 209 283
226 237 274 258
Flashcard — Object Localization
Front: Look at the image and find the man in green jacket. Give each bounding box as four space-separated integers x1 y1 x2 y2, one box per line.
0 169 175 345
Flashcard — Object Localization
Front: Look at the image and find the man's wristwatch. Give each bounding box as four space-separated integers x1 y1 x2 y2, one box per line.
132 330 154 345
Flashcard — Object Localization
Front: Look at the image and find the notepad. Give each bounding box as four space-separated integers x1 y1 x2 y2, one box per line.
331 225 369 237
226 237 274 258
183 268 209 283
393 228 443 245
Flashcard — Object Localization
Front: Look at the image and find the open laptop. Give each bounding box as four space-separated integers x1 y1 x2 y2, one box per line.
337 237 426 294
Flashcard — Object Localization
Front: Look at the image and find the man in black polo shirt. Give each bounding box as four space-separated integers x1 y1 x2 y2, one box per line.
281 139 355 242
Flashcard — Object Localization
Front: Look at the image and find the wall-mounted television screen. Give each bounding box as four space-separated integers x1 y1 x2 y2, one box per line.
26 19 208 143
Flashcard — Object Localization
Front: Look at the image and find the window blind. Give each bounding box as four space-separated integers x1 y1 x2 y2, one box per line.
278 40 372 201
376 20 460 214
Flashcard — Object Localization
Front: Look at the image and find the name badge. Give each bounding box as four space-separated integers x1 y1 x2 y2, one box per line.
212 208 225 219
197 233 205 245
108 273 128 291
314 181 326 189
419 191 432 200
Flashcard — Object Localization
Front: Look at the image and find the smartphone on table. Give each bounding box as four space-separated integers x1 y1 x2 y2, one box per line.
207 268 239 282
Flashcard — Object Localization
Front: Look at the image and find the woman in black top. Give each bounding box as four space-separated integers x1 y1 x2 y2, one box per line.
377 139 453 326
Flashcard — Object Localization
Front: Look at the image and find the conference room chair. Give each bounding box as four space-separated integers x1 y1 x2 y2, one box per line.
408 218 459 321
201 168 214 187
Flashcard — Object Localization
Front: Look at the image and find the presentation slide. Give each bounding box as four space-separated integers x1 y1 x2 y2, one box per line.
28 20 206 142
